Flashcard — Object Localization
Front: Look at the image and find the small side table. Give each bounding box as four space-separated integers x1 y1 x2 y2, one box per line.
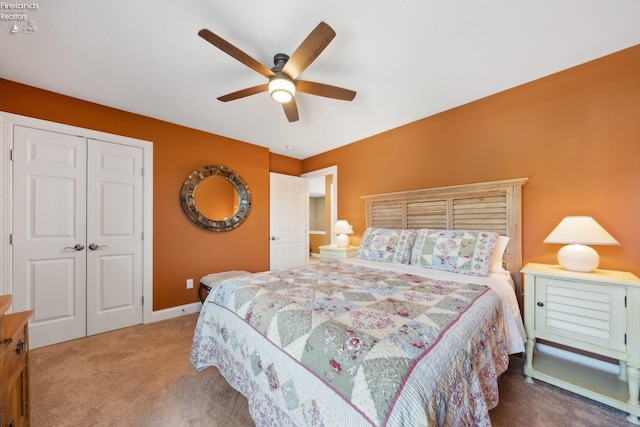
319 245 359 262
521 262 640 423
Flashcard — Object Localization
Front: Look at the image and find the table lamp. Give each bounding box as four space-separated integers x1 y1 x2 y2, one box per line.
332 220 354 247
543 216 619 272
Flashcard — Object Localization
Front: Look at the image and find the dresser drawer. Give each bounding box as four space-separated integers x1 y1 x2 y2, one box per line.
0 324 27 388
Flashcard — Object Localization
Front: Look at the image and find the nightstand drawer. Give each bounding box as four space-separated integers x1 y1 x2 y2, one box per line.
534 277 626 356
319 245 358 262
321 250 349 261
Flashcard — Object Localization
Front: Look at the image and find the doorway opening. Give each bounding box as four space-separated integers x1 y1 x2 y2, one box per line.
301 166 337 259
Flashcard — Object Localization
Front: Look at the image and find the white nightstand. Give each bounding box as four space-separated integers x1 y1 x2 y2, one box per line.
319 245 359 262
521 263 640 424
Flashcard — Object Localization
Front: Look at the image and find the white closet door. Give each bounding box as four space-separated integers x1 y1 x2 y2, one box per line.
12 126 88 347
86 140 143 335
269 172 309 270
12 127 145 348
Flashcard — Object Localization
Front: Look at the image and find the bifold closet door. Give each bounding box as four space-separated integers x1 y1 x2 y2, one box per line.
12 126 144 348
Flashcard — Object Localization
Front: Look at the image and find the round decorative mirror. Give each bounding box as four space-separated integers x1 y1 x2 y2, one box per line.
180 165 251 232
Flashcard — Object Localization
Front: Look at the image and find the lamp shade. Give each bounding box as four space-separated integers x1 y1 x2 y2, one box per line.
269 75 295 103
543 216 618 272
332 220 354 247
331 220 354 235
543 216 618 245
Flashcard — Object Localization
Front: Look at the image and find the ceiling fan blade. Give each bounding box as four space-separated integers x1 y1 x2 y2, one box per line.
296 80 356 101
282 99 299 122
282 22 335 80
198 29 275 78
217 84 269 102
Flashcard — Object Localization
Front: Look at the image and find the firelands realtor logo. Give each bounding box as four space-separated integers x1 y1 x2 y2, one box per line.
1 2 39 34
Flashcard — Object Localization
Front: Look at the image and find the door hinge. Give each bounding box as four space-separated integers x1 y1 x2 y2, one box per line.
9 233 12 245
9 148 13 161
141 232 144 241
142 296 144 306
141 167 144 177
625 296 627 308
625 333 627 346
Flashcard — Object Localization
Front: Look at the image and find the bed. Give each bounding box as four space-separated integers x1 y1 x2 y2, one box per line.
191 178 528 426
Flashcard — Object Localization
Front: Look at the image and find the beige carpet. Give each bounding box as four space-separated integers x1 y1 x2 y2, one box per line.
30 314 252 427
30 314 631 426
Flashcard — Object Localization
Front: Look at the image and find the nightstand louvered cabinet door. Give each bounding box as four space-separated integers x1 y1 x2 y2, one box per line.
522 263 640 424
535 277 626 358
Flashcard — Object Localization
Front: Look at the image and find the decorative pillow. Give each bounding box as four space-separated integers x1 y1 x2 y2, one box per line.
490 235 510 274
410 229 498 276
392 229 419 264
357 228 418 264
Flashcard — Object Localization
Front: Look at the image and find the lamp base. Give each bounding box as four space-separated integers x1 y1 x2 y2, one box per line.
336 234 350 248
557 244 600 272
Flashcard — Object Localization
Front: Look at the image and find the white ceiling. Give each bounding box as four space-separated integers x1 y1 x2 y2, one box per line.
2 1 640 159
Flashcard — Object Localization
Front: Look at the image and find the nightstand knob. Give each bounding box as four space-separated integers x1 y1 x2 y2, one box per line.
537 301 544 307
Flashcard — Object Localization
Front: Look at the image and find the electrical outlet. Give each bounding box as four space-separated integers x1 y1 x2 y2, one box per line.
186 278 193 289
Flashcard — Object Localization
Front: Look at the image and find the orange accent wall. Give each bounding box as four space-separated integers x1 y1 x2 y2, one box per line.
302 45 640 276
0 79 271 310
269 152 302 175
2 43 639 313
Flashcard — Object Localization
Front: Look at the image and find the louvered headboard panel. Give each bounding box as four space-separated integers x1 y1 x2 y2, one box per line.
452 194 507 233
362 178 528 303
407 200 447 229
370 202 404 229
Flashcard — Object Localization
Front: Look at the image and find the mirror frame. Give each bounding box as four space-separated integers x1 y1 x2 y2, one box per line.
180 165 251 232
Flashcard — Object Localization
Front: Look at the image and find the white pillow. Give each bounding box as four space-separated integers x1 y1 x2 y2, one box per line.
491 235 510 273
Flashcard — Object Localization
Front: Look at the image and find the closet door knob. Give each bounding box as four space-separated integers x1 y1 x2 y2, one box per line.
64 244 85 251
88 243 108 250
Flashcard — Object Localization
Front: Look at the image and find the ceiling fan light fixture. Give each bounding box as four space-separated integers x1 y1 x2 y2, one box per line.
199 22 355 121
269 75 295 103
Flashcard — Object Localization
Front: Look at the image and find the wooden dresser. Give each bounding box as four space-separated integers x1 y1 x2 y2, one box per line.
0 296 32 427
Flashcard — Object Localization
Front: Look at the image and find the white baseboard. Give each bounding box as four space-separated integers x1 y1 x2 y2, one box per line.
536 343 619 375
150 301 202 323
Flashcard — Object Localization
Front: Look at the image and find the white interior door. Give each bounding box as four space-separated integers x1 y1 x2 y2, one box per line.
269 173 308 270
86 139 143 335
12 127 145 347
12 126 88 347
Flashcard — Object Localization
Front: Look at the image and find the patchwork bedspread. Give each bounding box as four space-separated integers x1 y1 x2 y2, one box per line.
191 261 509 426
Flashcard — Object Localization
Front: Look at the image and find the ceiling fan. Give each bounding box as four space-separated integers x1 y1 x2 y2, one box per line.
198 22 356 122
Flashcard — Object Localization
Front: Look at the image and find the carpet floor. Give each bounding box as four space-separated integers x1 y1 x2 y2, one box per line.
30 313 630 426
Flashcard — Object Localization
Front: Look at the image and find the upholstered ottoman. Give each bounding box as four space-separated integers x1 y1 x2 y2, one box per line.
198 270 250 303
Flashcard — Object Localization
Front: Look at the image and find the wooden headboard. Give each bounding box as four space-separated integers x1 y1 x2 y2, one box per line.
361 178 528 302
